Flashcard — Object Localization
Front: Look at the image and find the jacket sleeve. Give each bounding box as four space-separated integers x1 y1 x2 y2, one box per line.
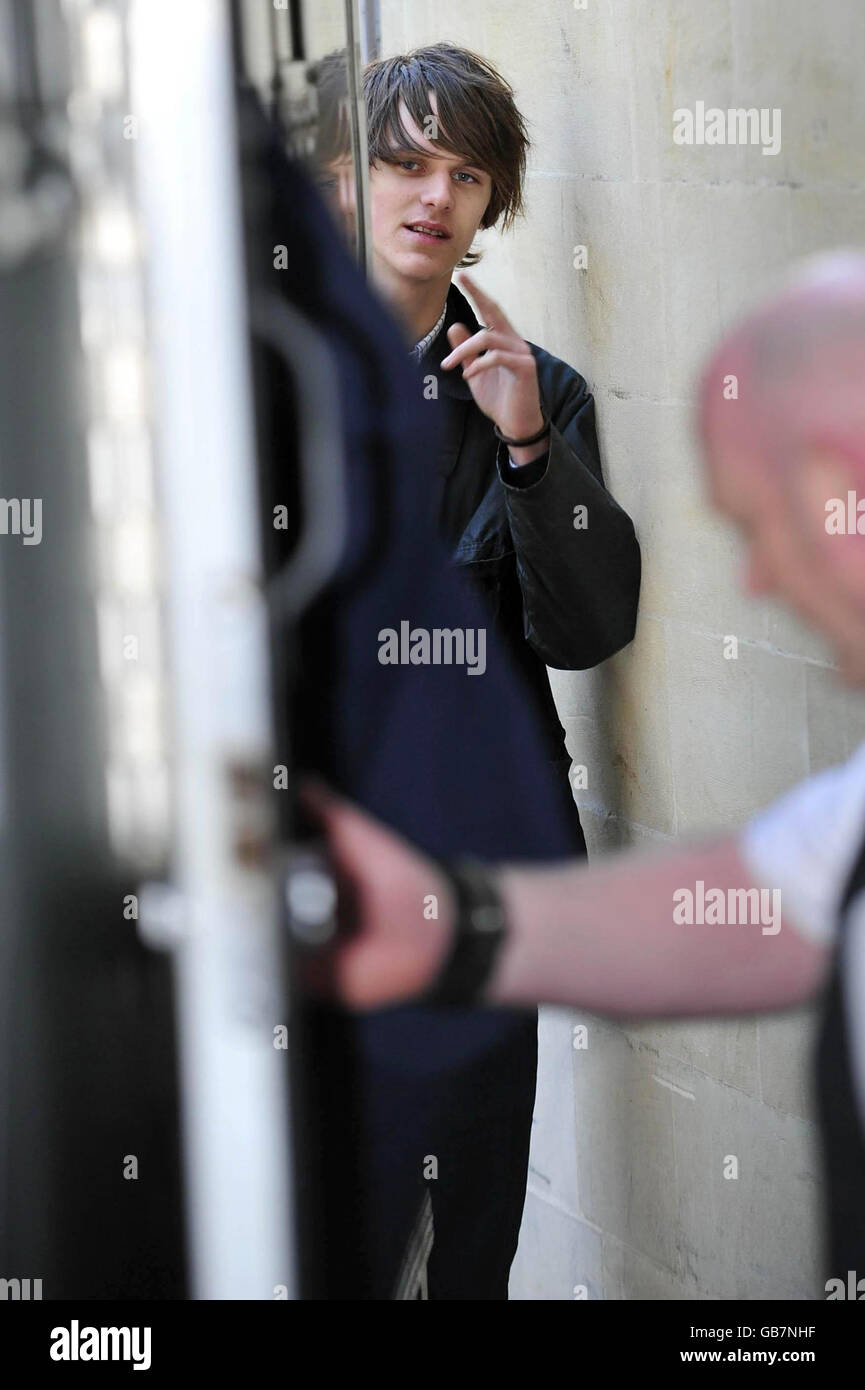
496 350 641 670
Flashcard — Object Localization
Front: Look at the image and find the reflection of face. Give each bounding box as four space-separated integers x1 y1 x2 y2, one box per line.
708 446 865 685
367 92 492 288
319 155 357 251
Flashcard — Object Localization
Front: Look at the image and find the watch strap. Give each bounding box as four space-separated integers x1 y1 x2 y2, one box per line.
419 858 509 1007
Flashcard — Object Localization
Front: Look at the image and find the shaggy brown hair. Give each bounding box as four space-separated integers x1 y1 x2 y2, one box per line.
363 42 530 267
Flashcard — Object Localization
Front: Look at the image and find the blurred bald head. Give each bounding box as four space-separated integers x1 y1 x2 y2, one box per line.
698 252 865 684
701 251 865 483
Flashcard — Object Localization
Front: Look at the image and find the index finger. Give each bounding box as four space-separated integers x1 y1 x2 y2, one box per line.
456 271 515 335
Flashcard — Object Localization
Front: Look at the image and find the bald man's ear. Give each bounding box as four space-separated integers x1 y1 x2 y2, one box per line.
795 447 865 606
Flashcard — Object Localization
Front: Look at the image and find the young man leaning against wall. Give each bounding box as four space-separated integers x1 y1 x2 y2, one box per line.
357 42 640 1298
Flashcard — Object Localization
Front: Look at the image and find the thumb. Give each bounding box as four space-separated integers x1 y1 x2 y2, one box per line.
297 775 341 827
446 322 472 350
297 777 366 859
297 777 409 877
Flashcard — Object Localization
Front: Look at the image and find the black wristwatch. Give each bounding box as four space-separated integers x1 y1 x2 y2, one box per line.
419 858 510 1007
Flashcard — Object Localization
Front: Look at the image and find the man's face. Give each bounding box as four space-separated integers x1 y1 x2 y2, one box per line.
708 446 865 685
368 93 492 289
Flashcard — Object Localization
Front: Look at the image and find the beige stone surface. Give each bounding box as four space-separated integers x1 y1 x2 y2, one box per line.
666 626 810 831
757 1006 822 1123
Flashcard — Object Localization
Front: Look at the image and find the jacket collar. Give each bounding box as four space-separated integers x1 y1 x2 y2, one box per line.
423 280 480 400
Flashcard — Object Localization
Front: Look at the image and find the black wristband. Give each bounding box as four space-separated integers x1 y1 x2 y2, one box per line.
419 859 509 1008
493 409 550 447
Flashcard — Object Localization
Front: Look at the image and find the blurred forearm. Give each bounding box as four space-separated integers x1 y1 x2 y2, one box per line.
488 834 828 1015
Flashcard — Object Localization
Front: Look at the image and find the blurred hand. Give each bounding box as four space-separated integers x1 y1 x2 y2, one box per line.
299 781 456 1008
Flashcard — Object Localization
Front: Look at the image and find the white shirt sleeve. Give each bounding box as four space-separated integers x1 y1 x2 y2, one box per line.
738 741 865 948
